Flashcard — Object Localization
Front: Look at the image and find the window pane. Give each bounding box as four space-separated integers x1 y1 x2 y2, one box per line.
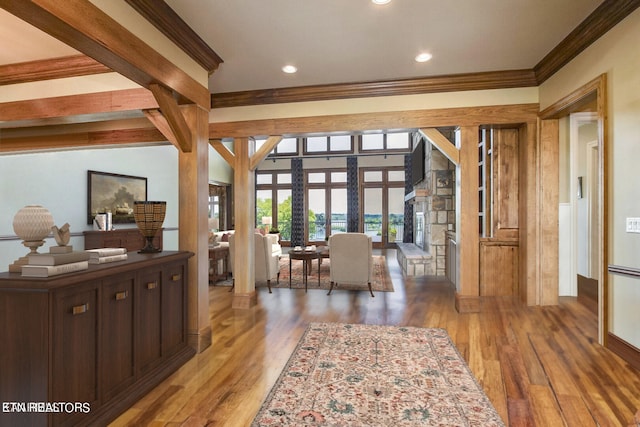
330 188 347 235
364 187 383 243
361 134 384 150
307 172 325 183
256 190 272 228
388 187 405 243
388 170 405 182
278 137 297 153
277 173 292 184
364 171 383 182
387 132 410 149
308 189 325 241
256 173 272 185
331 172 347 183
329 135 351 151
254 138 266 151
306 136 327 152
277 190 292 241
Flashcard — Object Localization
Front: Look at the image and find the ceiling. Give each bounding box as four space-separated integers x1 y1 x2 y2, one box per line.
1 0 604 95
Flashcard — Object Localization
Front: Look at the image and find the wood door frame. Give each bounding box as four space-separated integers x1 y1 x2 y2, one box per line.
539 74 607 343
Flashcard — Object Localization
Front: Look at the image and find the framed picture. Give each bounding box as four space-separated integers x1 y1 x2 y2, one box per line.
87 170 147 224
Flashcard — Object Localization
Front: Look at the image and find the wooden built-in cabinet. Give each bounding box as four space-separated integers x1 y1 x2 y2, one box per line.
0 251 193 427
477 127 520 296
83 228 163 252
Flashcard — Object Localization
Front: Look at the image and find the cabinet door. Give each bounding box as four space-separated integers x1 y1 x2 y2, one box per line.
136 269 162 374
52 285 98 426
162 262 187 357
101 273 135 401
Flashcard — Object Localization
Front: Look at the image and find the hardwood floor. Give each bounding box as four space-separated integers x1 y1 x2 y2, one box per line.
110 250 640 426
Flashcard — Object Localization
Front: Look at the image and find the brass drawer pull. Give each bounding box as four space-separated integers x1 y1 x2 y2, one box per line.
171 274 181 281
115 291 128 300
146 282 158 290
72 303 89 315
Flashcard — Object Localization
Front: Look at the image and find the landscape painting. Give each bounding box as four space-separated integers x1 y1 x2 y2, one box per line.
87 170 147 224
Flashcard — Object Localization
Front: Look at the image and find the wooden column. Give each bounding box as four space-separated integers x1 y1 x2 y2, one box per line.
179 104 211 352
456 125 480 312
518 121 540 305
231 137 257 309
539 119 560 305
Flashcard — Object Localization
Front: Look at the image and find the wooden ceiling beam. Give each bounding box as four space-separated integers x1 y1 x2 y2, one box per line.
209 104 540 138
0 55 111 86
0 128 168 153
0 88 157 122
0 0 209 109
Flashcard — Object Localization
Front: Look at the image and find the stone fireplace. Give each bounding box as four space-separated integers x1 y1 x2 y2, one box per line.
398 135 456 277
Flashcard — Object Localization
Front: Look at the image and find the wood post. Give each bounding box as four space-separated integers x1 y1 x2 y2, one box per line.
455 125 480 313
231 137 257 309
179 104 212 352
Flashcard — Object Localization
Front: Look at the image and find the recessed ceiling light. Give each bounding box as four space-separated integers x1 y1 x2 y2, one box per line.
282 65 298 74
415 53 433 63
372 0 391 4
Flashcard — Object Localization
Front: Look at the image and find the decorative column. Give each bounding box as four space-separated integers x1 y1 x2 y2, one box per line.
231 137 257 308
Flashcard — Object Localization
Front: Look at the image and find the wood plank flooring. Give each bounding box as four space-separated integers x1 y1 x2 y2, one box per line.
110 249 640 426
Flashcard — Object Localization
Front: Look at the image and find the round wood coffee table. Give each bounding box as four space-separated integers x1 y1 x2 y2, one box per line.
288 250 320 292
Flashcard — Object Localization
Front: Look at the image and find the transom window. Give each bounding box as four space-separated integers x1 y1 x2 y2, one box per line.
255 137 299 156
303 135 354 155
360 131 411 152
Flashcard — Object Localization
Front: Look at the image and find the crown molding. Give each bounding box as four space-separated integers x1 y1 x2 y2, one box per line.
534 0 640 84
211 69 538 108
0 55 111 86
125 0 223 75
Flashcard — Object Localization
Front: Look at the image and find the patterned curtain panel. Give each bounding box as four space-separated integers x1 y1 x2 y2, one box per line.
291 158 305 246
347 156 359 232
404 154 413 243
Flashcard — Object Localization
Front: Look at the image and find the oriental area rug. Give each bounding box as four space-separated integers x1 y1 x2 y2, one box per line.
217 255 393 293
251 323 505 427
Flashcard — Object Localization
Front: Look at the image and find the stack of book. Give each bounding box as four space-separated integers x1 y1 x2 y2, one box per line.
86 247 128 264
22 246 90 277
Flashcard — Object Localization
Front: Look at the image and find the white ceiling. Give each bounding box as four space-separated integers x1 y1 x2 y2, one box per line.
1 0 604 94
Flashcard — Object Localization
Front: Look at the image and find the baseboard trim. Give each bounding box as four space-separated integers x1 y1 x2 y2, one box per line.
232 291 258 309
607 332 640 371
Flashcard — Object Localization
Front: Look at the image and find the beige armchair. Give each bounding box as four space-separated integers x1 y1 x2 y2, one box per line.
229 233 280 293
328 233 374 297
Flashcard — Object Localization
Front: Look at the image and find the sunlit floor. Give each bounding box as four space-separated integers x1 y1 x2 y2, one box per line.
112 249 640 426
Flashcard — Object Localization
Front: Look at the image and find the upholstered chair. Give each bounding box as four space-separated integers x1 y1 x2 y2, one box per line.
328 233 374 297
229 233 280 293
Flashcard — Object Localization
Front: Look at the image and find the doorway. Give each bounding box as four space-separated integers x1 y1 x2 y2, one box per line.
540 75 607 342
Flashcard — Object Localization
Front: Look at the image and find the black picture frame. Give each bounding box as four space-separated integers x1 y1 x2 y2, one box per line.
87 170 147 225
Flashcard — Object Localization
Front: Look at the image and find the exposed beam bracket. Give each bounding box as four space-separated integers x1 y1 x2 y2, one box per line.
143 109 180 150
419 128 460 166
210 139 236 170
249 136 282 171
149 83 192 153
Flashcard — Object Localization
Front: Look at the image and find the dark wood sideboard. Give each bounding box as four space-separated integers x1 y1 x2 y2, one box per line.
83 228 163 252
0 251 194 427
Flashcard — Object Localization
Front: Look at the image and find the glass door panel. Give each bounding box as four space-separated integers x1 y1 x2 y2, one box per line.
277 189 292 242
308 188 325 242
330 188 347 236
388 187 404 244
363 188 383 244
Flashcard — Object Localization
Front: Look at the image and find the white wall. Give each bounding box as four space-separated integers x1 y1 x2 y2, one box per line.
0 145 180 269
540 8 640 347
